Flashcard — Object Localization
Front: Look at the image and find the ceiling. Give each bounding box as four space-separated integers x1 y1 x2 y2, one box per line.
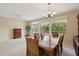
0 3 79 21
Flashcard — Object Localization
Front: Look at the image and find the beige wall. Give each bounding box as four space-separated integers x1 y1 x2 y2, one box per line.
0 17 26 42
63 11 78 48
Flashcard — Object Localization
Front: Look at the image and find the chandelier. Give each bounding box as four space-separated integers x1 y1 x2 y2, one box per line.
43 3 56 48
43 3 56 18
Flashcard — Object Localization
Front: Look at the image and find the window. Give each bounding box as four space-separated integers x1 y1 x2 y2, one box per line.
40 23 49 33
31 22 40 34
31 24 39 34
31 19 67 35
51 22 66 33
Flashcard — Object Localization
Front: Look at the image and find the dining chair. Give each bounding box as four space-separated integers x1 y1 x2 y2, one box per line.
34 33 40 40
41 33 44 40
52 32 59 38
34 33 44 40
26 38 46 56
26 38 39 56
53 35 64 56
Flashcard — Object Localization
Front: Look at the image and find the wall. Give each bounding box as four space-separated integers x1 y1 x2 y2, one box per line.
63 11 78 48
0 17 26 42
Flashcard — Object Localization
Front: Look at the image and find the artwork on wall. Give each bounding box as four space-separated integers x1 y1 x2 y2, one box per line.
13 28 21 39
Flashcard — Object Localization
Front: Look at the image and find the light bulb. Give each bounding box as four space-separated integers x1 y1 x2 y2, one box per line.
52 12 56 14
47 11 51 14
51 14 54 17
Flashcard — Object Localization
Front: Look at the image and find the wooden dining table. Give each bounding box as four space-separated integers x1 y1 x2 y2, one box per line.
26 35 59 56
38 39 59 55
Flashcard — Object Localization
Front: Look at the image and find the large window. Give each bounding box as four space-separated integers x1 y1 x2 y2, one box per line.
40 21 66 33
31 19 67 34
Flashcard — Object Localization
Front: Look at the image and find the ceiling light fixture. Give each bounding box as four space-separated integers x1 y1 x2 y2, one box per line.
43 3 56 18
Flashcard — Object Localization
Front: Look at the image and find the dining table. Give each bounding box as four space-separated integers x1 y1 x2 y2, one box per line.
26 35 60 55
38 35 60 55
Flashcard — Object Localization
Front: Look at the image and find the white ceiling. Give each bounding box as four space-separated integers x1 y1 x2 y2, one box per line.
0 3 79 21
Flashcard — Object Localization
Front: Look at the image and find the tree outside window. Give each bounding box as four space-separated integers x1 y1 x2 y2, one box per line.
40 22 66 33
51 22 66 33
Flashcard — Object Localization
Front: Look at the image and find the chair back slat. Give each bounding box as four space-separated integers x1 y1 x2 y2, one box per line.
58 35 64 46
53 35 64 56
57 35 64 55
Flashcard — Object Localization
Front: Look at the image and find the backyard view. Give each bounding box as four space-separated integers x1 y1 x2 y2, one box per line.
31 21 66 34
40 22 66 33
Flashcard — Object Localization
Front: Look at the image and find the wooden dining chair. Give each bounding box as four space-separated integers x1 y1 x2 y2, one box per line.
40 33 44 40
52 32 59 38
34 33 40 40
58 35 64 55
53 35 64 56
26 38 46 56
26 38 39 56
